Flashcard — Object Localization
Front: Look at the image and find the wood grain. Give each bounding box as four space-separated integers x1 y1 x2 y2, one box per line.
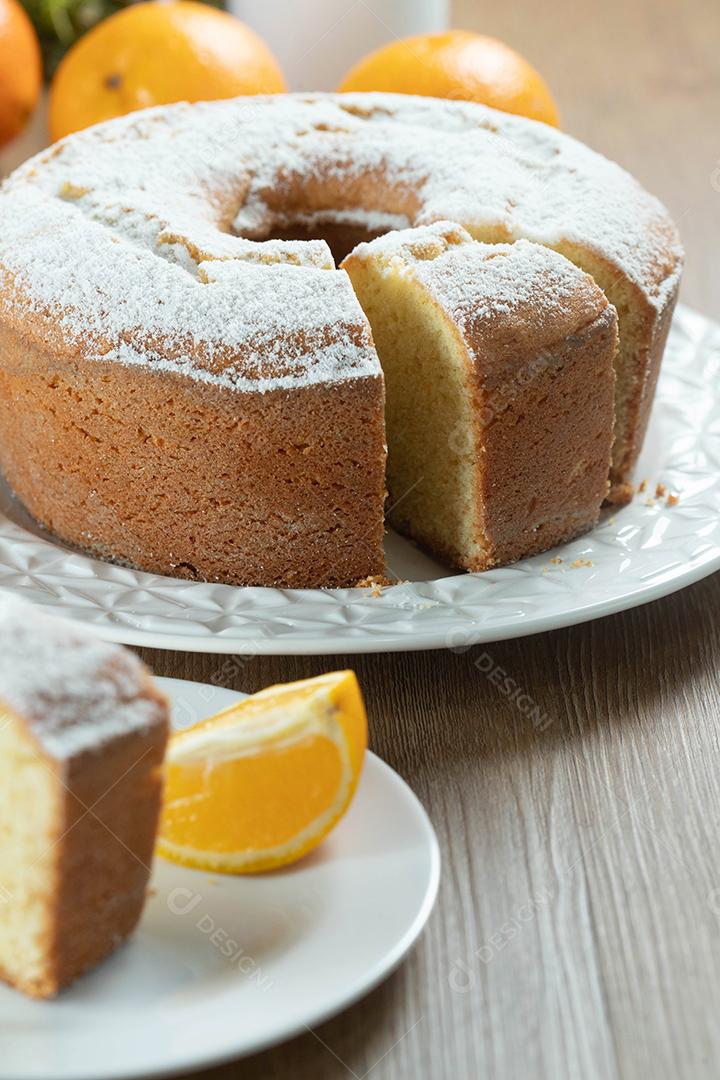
27 0 720 1075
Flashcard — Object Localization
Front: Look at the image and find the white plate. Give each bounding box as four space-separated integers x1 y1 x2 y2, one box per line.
0 304 718 654
0 678 440 1080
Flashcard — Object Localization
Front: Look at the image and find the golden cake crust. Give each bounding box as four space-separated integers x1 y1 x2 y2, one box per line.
0 319 386 588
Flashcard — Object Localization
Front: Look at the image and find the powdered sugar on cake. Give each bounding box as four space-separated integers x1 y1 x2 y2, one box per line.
0 187 379 394
351 222 604 332
0 93 682 393
0 596 165 760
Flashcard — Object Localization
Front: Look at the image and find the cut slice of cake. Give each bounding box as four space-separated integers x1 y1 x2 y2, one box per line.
342 223 618 572
0 596 169 999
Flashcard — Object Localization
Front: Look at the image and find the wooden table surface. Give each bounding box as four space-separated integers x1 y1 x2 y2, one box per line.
43 0 720 1077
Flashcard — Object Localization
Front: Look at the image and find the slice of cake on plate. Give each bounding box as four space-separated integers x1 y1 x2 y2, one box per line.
343 222 618 572
0 596 169 999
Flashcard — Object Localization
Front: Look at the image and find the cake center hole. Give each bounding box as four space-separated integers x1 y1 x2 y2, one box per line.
256 214 408 265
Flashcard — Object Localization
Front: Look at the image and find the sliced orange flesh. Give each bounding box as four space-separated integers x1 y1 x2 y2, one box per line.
157 671 367 874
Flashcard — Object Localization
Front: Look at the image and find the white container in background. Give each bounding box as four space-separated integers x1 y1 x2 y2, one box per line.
228 0 450 91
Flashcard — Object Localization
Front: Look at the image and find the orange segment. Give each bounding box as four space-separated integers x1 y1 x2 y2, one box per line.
157 672 368 874
338 30 559 128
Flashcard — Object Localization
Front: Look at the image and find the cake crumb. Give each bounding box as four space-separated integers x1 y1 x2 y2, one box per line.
645 496 656 507
570 558 594 569
637 479 648 494
357 574 395 595
550 557 563 565
655 482 667 498
667 493 680 507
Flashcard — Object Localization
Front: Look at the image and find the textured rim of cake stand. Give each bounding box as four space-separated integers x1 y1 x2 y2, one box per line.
0 303 718 655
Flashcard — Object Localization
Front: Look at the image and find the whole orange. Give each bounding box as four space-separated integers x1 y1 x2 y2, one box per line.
338 30 559 127
0 0 42 148
49 0 287 142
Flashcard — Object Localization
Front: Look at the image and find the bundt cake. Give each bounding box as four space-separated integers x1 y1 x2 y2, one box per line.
0 93 682 586
343 223 618 571
0 596 169 998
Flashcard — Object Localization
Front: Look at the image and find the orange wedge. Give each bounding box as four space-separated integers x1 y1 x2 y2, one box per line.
157 671 368 874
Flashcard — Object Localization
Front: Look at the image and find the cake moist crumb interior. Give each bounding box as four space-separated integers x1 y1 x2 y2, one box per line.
343 248 486 568
0 714 61 998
